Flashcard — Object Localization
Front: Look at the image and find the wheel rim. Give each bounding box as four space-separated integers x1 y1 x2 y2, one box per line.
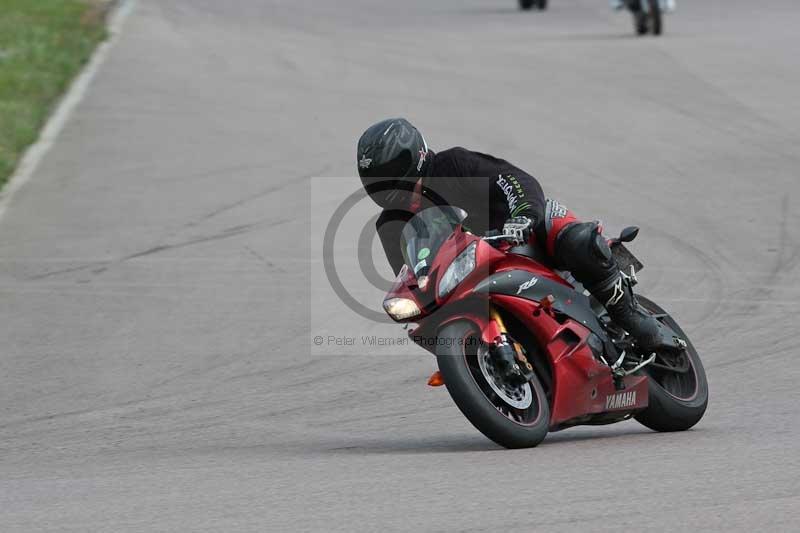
477 347 533 409
647 345 700 401
463 332 543 426
637 303 701 402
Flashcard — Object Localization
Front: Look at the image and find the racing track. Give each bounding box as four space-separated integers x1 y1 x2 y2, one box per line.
1 0 799 530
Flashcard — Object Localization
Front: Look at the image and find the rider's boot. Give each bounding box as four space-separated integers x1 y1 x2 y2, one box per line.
590 273 670 353
553 221 672 354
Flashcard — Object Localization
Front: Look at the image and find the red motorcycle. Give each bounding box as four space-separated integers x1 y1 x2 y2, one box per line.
383 206 708 448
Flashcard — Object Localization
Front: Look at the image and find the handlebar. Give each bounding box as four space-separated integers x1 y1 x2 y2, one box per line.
482 233 525 247
481 217 534 246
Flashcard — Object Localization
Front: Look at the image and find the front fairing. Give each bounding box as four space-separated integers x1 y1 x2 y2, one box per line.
385 205 574 324
385 230 487 321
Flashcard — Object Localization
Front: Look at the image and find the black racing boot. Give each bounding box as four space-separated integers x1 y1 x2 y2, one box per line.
592 274 673 354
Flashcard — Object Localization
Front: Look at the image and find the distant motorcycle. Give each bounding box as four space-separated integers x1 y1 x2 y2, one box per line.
519 0 547 11
382 206 708 448
631 0 662 35
618 0 675 36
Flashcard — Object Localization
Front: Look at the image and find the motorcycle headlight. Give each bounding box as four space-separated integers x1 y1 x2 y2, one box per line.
437 242 477 298
383 298 421 320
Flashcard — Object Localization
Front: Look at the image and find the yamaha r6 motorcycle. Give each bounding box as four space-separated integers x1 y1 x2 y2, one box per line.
383 206 708 448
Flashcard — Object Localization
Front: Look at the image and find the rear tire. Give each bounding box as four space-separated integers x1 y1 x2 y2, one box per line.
436 321 550 449
519 0 535 10
634 297 708 432
537 0 548 10
647 0 662 35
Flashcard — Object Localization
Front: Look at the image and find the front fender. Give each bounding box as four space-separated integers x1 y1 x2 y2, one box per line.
407 297 503 355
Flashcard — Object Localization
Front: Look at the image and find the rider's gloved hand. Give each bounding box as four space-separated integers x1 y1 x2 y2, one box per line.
502 216 533 245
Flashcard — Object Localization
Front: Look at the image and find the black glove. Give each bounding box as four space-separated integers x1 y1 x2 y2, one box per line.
502 216 533 245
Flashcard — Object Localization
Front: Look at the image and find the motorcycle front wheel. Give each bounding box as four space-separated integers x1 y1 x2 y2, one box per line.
435 320 550 448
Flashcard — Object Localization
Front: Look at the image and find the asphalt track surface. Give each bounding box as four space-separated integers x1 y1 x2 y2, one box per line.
2 0 799 531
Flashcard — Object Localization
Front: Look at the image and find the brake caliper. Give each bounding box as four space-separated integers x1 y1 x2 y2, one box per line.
491 334 534 383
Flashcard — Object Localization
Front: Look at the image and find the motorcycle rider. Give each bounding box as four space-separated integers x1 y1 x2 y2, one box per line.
611 0 676 12
357 117 672 354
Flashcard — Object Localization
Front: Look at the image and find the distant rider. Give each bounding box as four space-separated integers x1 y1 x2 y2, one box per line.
611 0 676 13
356 117 673 354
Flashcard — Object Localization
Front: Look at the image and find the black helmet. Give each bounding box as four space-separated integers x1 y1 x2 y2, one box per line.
357 118 429 208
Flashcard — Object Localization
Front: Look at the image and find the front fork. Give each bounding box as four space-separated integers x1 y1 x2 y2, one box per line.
489 307 535 380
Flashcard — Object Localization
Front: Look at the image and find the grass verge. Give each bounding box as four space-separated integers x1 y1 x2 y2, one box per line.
0 0 108 189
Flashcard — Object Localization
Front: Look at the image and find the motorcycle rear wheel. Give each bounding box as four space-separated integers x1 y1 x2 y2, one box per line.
436 320 550 448
647 0 662 35
634 296 708 431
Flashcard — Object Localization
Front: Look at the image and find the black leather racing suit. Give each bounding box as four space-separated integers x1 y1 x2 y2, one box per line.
376 147 548 275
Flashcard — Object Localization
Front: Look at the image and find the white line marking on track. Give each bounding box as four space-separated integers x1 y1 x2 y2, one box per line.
0 0 137 223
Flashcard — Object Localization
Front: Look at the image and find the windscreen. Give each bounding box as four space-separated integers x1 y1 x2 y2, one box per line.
400 206 467 278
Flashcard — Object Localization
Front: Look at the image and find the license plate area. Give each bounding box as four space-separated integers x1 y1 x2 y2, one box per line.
612 243 643 273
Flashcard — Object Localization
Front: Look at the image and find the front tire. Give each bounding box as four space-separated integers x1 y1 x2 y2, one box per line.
436 321 550 448
634 297 708 432
519 0 535 10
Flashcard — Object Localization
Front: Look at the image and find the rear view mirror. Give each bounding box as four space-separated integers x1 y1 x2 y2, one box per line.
618 226 640 243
